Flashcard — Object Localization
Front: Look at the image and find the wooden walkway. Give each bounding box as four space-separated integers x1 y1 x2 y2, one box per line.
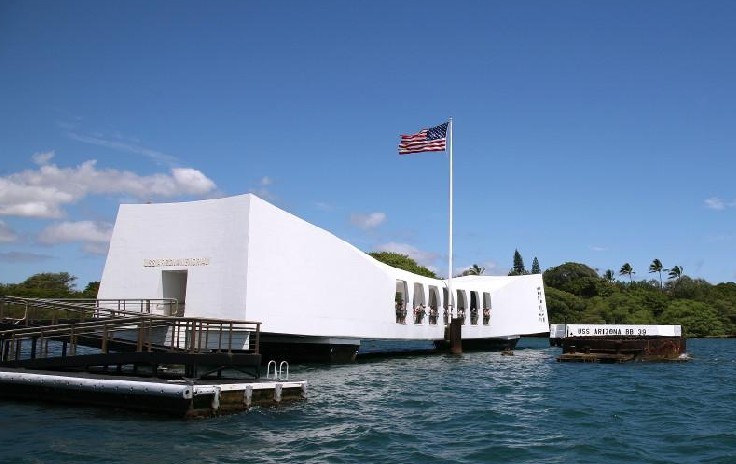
0 296 262 380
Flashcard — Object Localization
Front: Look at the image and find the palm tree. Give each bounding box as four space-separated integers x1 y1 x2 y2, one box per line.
619 263 635 282
649 258 665 289
668 265 683 281
603 269 615 282
462 264 485 276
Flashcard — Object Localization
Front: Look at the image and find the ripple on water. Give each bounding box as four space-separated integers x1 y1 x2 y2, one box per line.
2 338 736 463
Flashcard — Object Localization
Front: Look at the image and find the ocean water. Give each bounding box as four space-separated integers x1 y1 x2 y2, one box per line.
1 338 735 463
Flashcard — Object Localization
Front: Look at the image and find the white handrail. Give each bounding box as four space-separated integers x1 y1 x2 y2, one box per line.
266 360 277 379
278 361 289 380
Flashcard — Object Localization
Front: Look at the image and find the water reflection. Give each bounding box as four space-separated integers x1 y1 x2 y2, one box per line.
3 338 736 463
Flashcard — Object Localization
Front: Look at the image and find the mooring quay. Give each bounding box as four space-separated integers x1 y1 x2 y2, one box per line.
0 296 306 417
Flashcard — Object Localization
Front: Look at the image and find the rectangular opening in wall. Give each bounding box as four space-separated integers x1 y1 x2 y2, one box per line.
162 270 188 316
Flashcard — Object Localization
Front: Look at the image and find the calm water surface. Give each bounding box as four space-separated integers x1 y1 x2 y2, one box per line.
1 338 735 463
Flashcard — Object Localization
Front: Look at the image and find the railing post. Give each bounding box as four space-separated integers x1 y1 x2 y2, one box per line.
255 323 260 354
171 320 179 350
189 320 196 353
198 321 204 352
102 325 109 353
137 321 143 352
68 326 74 356
147 318 153 352
70 326 77 356
14 337 21 362
198 320 204 352
228 322 233 353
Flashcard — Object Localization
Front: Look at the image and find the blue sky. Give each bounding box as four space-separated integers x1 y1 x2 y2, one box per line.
1 1 735 288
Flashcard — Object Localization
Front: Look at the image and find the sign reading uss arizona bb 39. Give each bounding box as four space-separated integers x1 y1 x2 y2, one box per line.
565 324 681 338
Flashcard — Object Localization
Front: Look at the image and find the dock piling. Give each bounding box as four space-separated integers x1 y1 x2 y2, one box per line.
449 317 462 354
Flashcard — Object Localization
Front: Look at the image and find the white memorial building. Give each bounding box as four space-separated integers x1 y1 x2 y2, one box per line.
98 194 549 362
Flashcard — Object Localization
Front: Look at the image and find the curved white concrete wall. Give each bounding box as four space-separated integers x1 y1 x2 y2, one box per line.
99 194 549 340
244 195 397 337
451 274 548 338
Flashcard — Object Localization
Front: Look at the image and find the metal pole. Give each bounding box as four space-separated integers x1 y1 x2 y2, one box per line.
448 117 454 315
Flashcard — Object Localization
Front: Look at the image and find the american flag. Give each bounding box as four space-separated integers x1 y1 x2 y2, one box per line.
398 122 448 155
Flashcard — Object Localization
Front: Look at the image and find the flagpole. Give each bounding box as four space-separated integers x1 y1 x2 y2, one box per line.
448 117 454 316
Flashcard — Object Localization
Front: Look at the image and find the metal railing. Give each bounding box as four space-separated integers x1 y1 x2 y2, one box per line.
0 296 261 364
0 296 181 325
0 315 261 364
54 298 181 316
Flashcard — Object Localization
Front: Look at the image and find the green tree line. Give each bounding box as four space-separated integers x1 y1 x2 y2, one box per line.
6 253 734 338
544 262 736 337
370 250 736 338
0 272 99 299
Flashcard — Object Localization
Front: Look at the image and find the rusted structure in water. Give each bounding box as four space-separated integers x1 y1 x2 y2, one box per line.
551 324 686 363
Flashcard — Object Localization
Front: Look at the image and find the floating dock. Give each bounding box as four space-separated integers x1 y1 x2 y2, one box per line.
0 368 306 418
551 324 686 363
0 297 307 417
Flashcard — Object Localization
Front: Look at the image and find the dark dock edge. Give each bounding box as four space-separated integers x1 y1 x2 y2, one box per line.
0 368 307 418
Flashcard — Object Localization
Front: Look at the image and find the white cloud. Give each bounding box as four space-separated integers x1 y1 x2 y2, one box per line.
67 132 179 167
82 242 110 255
350 212 386 230
706 232 735 242
373 245 504 278
0 251 53 263
0 220 18 242
704 197 736 210
0 180 73 217
480 261 504 276
32 150 55 166
455 260 501 276
171 168 217 194
375 241 440 271
589 245 608 252
38 220 113 244
314 201 334 212
0 156 218 218
705 197 726 210
250 176 276 200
